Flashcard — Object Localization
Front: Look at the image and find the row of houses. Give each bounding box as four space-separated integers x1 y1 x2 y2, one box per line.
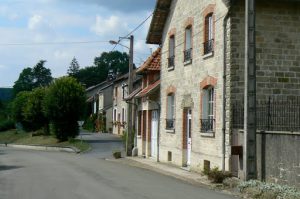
87 0 300 188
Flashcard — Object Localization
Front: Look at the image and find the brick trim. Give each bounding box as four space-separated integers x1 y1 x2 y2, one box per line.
168 28 176 37
202 4 215 17
184 17 194 28
166 85 176 94
200 76 218 89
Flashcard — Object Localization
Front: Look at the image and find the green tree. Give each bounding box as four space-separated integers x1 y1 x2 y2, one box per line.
67 57 80 77
11 91 31 130
43 77 86 141
75 51 130 88
23 88 49 133
13 60 53 96
13 68 34 96
32 60 53 88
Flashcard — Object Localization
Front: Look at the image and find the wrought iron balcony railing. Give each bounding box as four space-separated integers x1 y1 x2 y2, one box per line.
200 118 215 132
168 56 175 68
203 39 214 55
166 119 175 130
184 48 192 63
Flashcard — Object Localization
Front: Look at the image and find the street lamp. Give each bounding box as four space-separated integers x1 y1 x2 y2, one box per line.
109 36 134 156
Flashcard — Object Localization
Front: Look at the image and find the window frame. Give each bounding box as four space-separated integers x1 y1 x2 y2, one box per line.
166 93 175 131
184 25 193 63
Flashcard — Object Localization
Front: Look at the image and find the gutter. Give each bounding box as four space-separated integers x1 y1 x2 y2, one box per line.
222 6 231 172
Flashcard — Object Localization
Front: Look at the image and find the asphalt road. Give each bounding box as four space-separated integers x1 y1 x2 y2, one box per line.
0 147 236 199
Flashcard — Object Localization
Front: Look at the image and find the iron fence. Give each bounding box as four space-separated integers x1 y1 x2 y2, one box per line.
184 48 192 62
166 119 175 130
168 56 175 68
232 97 300 132
203 39 214 55
200 119 215 132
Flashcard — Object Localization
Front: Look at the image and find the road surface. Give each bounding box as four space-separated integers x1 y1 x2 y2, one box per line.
0 148 236 199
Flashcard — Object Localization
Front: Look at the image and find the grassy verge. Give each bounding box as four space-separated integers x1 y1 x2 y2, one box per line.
0 130 90 152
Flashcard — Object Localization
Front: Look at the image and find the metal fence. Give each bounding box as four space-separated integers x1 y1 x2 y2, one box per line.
232 97 300 132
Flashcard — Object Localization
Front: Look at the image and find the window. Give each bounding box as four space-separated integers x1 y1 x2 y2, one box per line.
113 109 117 122
166 93 175 130
168 35 175 68
204 13 214 55
122 108 125 123
201 86 215 132
184 26 192 63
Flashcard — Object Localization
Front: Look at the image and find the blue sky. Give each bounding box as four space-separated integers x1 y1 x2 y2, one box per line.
0 0 156 87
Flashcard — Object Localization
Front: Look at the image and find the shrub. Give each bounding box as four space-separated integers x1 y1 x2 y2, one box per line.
43 77 86 141
112 151 122 159
83 114 97 132
0 119 15 132
206 167 232 183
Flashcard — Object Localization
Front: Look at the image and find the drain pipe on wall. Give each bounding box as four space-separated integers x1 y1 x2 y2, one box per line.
222 7 231 172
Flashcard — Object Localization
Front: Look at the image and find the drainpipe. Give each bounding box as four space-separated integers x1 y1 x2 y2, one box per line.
222 6 231 172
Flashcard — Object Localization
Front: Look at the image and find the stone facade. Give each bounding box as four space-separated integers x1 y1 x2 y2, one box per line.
159 0 229 172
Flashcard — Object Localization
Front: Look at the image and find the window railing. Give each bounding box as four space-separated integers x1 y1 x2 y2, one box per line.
203 39 214 55
200 119 215 132
166 119 175 130
184 48 192 62
168 56 175 68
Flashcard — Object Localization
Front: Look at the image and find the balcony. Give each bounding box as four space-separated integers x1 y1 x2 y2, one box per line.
200 119 215 132
203 39 214 55
168 55 175 69
183 48 192 64
166 119 175 130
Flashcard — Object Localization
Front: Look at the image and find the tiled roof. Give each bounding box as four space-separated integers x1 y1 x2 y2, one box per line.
136 80 160 98
136 48 161 74
124 87 142 101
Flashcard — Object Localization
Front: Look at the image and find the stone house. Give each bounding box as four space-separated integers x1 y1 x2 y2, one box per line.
86 80 113 133
112 73 142 136
146 0 300 187
135 48 161 159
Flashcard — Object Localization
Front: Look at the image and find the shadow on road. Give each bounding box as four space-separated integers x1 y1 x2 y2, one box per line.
0 165 23 171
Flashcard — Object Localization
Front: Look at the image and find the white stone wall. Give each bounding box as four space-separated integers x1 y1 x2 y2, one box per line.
159 0 230 172
112 80 127 135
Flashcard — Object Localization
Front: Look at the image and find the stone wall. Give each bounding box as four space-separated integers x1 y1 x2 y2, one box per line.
230 1 300 101
235 129 300 188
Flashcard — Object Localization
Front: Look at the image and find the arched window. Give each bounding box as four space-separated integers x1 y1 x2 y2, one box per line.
184 26 192 63
168 35 175 68
201 86 215 132
204 13 214 55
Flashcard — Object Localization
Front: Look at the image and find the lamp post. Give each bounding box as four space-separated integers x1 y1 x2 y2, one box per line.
109 36 134 156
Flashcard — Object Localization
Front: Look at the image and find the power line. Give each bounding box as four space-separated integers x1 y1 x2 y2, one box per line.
111 12 153 51
0 40 109 46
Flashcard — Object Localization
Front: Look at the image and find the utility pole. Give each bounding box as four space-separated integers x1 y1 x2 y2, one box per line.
244 0 257 180
126 35 134 156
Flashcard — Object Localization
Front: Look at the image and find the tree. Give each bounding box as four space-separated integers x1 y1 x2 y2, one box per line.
11 91 31 130
13 60 53 96
74 51 130 88
13 68 34 96
67 57 80 77
22 88 49 133
43 77 86 141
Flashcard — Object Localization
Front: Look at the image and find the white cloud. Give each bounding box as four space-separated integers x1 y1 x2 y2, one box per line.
90 15 128 36
28 14 44 30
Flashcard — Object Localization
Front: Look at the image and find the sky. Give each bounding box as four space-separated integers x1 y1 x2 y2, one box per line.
0 0 157 87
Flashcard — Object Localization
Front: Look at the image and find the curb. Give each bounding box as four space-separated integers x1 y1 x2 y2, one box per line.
0 144 80 153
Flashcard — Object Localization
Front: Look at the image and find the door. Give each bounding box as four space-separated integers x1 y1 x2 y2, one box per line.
187 109 192 166
151 110 158 158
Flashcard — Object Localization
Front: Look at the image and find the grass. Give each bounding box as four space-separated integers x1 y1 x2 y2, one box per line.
0 129 90 152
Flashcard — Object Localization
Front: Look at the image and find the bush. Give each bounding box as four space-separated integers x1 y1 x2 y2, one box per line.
238 180 300 199
0 119 15 132
83 114 97 132
206 167 232 183
112 151 122 159
43 77 86 141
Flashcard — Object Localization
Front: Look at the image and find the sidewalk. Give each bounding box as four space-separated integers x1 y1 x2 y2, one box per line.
115 156 219 188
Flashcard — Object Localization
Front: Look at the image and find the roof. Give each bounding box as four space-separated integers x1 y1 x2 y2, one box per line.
136 80 160 98
124 87 142 101
85 80 112 92
146 0 172 44
136 48 161 74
